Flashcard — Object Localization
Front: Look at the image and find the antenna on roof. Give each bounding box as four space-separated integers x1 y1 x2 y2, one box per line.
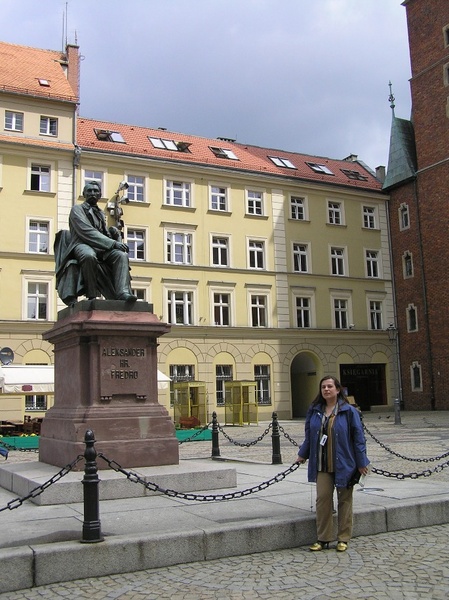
388 81 395 117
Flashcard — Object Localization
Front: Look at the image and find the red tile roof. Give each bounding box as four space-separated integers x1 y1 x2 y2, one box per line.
0 42 78 103
0 133 73 151
77 117 382 192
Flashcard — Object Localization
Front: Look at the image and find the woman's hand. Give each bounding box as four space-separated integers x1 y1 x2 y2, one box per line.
358 465 369 476
296 456 306 464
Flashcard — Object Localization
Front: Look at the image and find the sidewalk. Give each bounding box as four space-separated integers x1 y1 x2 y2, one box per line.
1 411 449 593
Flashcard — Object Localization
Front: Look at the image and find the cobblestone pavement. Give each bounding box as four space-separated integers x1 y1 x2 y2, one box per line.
1 523 448 599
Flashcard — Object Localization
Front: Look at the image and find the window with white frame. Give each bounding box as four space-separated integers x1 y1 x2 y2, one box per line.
330 247 346 276
166 232 192 265
25 394 47 410
5 110 23 131
246 190 263 216
251 294 267 327
167 290 193 325
170 364 195 383
399 203 410 230
209 146 239 160
26 281 49 320
295 296 311 328
366 250 380 278
28 220 50 253
328 201 342 225
407 304 418 332
363 206 377 229
149 137 190 151
165 180 191 207
212 236 229 267
216 365 233 406
411 362 422 392
269 156 296 169
213 293 230 326
369 300 383 330
210 185 228 211
40 116 58 136
30 164 50 192
127 175 145 202
307 162 334 175
248 240 265 269
403 252 413 278
293 243 309 273
127 228 145 260
254 365 271 404
290 196 306 220
333 298 348 329
132 287 147 301
84 170 103 190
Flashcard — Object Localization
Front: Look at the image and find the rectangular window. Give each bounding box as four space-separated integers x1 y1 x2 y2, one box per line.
40 116 58 136
166 181 191 207
296 297 311 328
132 288 147 301
248 240 265 269
247 190 263 216
127 229 145 260
216 365 233 406
214 293 230 326
27 282 48 320
399 204 410 230
167 290 193 325
290 196 305 220
5 110 23 131
30 164 50 192
363 206 376 229
403 253 413 278
269 156 296 169
127 175 145 202
369 300 383 330
328 201 342 225
212 236 229 267
366 250 379 278
169 364 195 383
167 232 192 264
407 304 418 332
251 295 267 327
28 221 49 253
210 186 228 211
84 170 103 189
254 365 271 404
331 247 345 276
25 394 47 410
293 243 308 273
210 146 238 160
334 298 348 329
411 362 422 391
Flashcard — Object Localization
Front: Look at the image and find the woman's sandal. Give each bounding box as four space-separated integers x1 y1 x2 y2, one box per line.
336 541 348 552
309 541 330 551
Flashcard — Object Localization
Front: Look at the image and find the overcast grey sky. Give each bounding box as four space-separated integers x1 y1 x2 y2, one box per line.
1 0 411 170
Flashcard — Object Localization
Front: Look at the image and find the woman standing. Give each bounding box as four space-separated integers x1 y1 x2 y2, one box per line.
296 375 369 552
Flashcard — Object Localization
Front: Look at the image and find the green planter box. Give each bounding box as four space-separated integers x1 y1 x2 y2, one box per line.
0 436 39 449
175 429 212 442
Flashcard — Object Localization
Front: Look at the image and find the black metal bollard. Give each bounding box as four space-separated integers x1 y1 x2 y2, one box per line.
81 429 104 543
211 411 220 458
271 411 282 464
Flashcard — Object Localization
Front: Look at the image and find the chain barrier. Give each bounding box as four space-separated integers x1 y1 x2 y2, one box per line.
217 422 272 447
363 424 449 462
0 455 84 513
178 423 211 444
370 459 449 480
98 452 300 501
278 424 299 447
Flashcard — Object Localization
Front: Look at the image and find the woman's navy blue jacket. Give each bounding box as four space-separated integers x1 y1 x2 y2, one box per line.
297 399 370 488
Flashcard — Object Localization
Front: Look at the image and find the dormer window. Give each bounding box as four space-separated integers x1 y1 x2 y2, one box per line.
209 146 239 160
94 129 125 143
149 137 191 152
269 156 296 169
306 162 334 175
341 169 368 181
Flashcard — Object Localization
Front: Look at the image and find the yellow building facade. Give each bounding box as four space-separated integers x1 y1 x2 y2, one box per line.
0 41 396 425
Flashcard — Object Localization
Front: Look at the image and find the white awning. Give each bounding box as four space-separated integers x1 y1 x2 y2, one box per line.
0 365 170 393
0 365 54 394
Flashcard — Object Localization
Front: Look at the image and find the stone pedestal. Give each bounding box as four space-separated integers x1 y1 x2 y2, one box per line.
39 300 178 470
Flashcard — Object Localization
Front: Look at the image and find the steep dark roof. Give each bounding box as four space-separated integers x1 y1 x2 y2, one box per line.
383 116 417 190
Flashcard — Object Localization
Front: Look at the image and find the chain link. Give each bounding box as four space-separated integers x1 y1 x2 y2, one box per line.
363 424 449 462
178 423 211 445
278 424 299 447
217 422 272 447
0 455 84 513
98 452 300 501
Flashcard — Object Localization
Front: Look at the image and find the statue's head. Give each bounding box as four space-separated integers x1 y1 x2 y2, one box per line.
83 181 102 205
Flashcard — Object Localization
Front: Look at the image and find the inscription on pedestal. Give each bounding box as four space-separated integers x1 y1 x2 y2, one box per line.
100 341 151 401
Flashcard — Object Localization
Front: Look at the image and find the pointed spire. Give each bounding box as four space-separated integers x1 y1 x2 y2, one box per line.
388 81 396 117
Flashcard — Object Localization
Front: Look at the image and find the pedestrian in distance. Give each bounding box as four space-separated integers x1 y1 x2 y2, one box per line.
296 375 370 552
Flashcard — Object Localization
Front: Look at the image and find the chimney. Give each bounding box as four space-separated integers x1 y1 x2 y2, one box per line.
65 44 80 102
375 166 386 183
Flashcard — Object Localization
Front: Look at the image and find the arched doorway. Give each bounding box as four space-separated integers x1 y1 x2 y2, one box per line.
290 352 321 418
